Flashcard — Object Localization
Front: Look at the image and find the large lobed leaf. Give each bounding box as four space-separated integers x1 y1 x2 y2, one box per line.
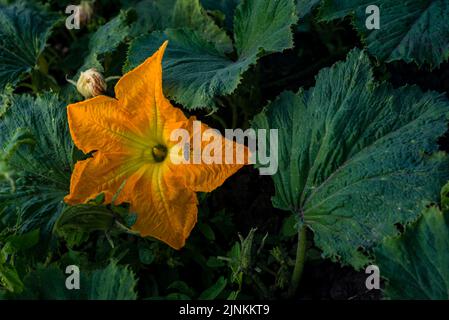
0 2 59 90
320 0 449 68
125 0 231 50
375 206 449 299
233 0 296 59
126 0 298 110
79 10 131 74
0 93 73 234
252 49 449 268
15 260 137 300
126 28 252 110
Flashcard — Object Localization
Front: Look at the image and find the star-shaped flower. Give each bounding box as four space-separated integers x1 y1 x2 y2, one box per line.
65 42 246 249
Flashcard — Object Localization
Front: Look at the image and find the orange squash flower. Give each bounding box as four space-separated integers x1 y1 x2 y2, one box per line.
65 42 246 249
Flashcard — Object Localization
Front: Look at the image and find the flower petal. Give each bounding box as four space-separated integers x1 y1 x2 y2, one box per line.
115 41 187 140
65 151 141 205
167 120 248 192
117 165 198 249
67 96 148 154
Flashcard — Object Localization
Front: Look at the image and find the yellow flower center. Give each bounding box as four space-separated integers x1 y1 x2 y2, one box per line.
152 144 168 162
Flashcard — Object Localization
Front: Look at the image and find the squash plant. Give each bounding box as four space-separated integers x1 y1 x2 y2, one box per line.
0 0 449 300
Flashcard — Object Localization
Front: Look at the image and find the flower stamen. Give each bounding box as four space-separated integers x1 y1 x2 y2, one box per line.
152 144 168 162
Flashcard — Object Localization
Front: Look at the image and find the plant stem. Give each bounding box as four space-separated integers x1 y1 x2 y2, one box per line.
288 224 307 298
105 76 121 82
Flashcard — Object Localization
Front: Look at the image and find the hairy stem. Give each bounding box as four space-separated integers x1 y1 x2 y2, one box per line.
288 225 307 298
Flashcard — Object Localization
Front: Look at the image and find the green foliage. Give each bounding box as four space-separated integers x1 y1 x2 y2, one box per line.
18 264 72 299
79 10 131 73
125 0 231 50
233 0 296 59
375 206 449 299
173 0 233 54
0 2 59 90
126 0 298 110
87 261 137 300
252 49 449 268
0 93 72 234
55 204 115 234
126 28 250 110
201 0 240 30
320 0 449 68
0 229 39 293
13 260 137 300
297 0 320 18
54 204 115 247
198 276 227 300
1 0 449 301
0 128 35 191
440 181 449 213
124 0 177 36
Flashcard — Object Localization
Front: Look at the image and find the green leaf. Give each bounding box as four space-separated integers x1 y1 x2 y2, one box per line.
201 0 240 30
0 263 24 293
126 0 229 49
54 205 115 247
252 49 449 268
198 276 227 300
0 229 39 294
126 28 246 110
0 2 59 90
125 0 177 36
0 128 35 191
138 245 155 265
126 0 297 110
167 280 195 298
233 0 296 59
79 10 130 73
55 205 115 235
375 206 449 299
88 260 137 300
206 256 225 268
281 214 298 238
441 181 449 214
297 0 321 18
173 0 233 54
198 222 216 241
319 0 449 68
2 229 39 255
0 93 73 234
126 0 230 45
19 264 72 299
17 260 137 300
227 290 239 300
238 228 257 271
58 250 90 271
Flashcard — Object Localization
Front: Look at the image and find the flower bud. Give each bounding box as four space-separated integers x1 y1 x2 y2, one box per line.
76 68 107 99
78 1 94 27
